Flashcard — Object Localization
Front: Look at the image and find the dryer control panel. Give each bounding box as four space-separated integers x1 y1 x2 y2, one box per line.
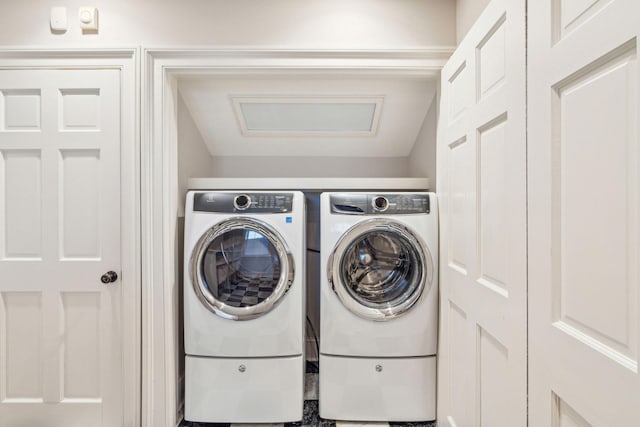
194 192 294 213
330 193 430 215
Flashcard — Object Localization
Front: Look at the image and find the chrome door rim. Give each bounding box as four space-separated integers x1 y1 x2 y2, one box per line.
190 217 295 321
328 218 432 321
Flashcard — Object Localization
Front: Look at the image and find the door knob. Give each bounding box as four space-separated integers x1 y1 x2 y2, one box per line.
101 271 118 284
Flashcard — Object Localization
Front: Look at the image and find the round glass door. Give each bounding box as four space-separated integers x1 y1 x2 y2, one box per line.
190 217 294 320
328 219 432 320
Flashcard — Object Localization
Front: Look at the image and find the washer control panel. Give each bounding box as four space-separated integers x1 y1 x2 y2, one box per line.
194 192 294 213
330 193 430 215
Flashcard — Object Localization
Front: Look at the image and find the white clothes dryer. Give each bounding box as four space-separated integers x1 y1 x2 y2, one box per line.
319 192 438 422
184 191 305 423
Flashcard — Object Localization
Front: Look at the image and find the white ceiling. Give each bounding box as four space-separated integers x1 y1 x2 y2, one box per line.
178 74 436 158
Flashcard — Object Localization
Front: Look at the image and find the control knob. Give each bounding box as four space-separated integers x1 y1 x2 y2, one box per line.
234 194 251 210
372 196 389 212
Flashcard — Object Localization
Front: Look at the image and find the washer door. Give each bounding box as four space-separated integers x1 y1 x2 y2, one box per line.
328 219 432 321
190 217 294 320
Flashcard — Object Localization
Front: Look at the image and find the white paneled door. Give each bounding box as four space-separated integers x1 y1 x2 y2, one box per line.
0 69 124 426
437 0 527 426
529 0 640 425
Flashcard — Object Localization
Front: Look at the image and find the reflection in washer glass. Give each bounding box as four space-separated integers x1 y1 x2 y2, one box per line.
340 230 423 309
201 229 281 308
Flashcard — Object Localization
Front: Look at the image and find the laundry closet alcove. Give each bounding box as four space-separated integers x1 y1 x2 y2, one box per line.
142 48 451 425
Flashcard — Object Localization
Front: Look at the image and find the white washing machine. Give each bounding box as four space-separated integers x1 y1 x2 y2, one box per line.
184 191 305 423
319 192 438 422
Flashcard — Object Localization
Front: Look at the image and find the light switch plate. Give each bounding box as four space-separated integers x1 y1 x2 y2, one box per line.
79 7 98 31
50 7 67 33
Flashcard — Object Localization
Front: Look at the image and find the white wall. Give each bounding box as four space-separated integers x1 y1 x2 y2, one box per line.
0 0 456 48
178 94 215 213
455 0 491 43
408 98 438 188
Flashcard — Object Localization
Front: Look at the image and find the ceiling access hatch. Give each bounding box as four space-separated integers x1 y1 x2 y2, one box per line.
178 76 436 157
232 96 383 136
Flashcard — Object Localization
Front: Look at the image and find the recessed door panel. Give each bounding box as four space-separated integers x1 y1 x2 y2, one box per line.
448 136 473 275
59 88 101 131
479 327 509 427
0 292 43 400
60 149 101 260
62 292 101 399
477 15 507 99
478 115 508 297
1 89 41 131
1 149 42 259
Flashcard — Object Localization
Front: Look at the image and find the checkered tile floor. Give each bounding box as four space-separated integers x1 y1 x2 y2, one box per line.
218 275 277 308
218 280 275 307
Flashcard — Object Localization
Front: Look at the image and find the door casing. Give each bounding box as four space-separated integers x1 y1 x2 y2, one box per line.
142 48 454 427
0 48 140 427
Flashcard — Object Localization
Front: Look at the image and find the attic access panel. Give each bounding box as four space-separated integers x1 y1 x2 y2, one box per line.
232 96 383 136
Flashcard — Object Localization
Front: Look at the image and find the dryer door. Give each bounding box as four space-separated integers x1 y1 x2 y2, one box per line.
328 219 433 321
190 217 294 320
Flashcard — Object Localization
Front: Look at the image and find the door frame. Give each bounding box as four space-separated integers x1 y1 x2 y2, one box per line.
0 48 141 426
142 47 454 427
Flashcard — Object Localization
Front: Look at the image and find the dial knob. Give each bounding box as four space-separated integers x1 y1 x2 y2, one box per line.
234 194 251 210
372 196 389 212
